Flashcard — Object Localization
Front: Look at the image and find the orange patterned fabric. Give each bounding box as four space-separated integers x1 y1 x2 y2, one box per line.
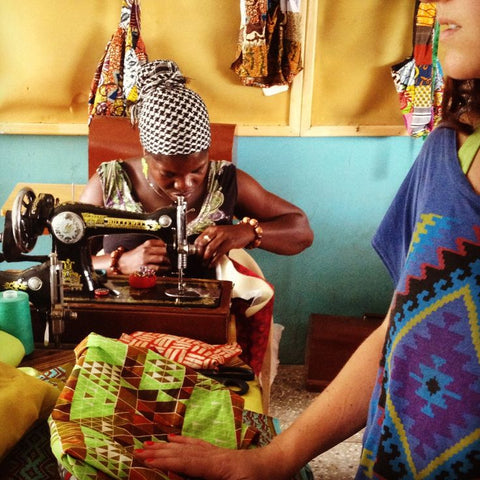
118 331 242 370
231 0 303 88
88 0 148 123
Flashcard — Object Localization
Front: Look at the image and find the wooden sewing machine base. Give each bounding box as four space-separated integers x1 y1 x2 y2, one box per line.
32 277 235 347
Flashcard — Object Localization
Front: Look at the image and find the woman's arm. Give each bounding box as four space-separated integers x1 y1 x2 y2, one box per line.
235 169 314 255
79 173 105 206
134 316 388 479
194 169 314 263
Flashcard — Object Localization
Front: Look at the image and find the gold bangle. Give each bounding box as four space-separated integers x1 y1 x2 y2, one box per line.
240 217 263 249
109 246 125 275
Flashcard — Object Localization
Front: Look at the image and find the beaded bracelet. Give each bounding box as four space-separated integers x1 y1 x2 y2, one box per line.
240 217 263 249
109 246 125 275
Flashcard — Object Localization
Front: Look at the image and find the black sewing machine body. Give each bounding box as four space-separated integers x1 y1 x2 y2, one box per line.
0 188 230 346
1 187 179 291
50 201 178 293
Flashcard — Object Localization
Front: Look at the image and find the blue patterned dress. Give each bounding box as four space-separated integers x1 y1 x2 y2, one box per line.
357 126 480 479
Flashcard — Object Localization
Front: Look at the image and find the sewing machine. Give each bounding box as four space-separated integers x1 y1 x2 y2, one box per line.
0 187 233 347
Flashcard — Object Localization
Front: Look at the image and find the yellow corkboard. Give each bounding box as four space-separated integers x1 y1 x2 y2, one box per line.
0 0 292 130
0 0 419 136
303 0 416 135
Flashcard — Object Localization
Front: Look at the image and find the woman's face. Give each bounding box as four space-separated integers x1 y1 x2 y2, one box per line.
145 149 210 202
435 0 480 79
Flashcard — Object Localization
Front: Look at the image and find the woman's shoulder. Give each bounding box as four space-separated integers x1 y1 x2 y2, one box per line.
415 125 457 165
424 124 456 146
97 158 142 176
208 159 237 177
209 159 236 169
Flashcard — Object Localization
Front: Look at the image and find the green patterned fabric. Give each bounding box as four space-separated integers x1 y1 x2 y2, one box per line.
49 333 302 480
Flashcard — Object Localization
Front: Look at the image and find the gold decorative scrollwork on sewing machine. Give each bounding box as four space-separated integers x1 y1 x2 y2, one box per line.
80 212 172 231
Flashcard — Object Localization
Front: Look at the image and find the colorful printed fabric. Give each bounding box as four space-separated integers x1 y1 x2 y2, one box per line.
118 331 242 370
391 2 444 138
357 127 480 479
88 0 148 123
231 0 303 88
49 333 307 480
229 258 274 376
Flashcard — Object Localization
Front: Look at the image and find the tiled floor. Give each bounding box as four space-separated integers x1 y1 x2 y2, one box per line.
269 365 363 480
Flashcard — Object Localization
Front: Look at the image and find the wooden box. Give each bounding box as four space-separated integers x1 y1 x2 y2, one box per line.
32 278 234 348
305 313 383 391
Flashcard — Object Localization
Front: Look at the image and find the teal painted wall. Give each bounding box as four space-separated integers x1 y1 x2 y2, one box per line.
0 134 422 363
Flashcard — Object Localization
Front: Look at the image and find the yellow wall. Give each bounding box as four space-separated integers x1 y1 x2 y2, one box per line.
0 0 291 127
0 0 415 135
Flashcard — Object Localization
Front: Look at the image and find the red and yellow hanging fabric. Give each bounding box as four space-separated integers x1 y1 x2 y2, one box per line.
391 1 444 138
88 0 148 123
231 0 303 88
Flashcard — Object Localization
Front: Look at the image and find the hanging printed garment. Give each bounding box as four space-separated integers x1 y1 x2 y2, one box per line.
391 2 443 138
231 0 303 88
88 0 148 123
49 334 312 480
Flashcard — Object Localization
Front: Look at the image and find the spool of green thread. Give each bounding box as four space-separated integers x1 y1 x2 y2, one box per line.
0 290 34 355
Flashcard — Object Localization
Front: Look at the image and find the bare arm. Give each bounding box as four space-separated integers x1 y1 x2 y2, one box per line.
194 169 314 263
79 173 105 206
262 315 387 475
134 315 389 479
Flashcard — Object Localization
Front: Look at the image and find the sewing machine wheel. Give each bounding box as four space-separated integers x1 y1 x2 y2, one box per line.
12 187 39 253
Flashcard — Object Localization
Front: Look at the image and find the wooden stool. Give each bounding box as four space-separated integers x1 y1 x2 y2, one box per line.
305 313 383 391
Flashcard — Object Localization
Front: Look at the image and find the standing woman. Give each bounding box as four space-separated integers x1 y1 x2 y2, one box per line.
80 59 313 278
134 2 480 479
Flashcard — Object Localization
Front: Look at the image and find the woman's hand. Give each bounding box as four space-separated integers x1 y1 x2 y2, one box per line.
194 224 256 267
134 435 283 480
116 239 171 275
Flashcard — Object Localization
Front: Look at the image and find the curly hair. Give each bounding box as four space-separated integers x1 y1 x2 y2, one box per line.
441 77 480 134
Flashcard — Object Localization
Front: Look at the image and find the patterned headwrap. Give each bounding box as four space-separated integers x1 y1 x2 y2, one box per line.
136 60 211 155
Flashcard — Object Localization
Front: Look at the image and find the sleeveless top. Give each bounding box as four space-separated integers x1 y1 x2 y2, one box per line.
458 127 480 174
97 159 237 277
357 127 480 479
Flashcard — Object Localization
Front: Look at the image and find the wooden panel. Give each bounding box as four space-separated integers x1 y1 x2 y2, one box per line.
88 117 237 177
0 0 296 135
301 0 415 135
305 313 383 391
31 280 235 347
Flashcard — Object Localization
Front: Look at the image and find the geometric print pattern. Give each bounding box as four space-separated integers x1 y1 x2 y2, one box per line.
137 60 211 156
0 410 63 480
359 221 480 479
49 333 292 480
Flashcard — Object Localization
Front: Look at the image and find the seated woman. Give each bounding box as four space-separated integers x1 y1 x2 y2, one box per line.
80 59 313 278
80 59 313 382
